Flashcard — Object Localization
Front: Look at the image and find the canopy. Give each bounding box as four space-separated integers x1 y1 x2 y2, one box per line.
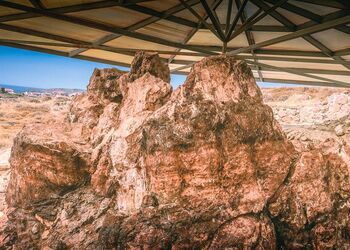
0 0 349 87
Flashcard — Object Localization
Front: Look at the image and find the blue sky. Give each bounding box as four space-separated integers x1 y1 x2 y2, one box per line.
0 45 287 89
0 46 187 89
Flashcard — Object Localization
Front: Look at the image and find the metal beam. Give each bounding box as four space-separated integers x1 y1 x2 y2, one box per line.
170 70 350 88
195 46 327 57
254 66 350 76
0 39 210 57
228 0 290 41
293 0 347 9
335 48 350 57
168 0 224 64
0 41 131 68
29 0 45 9
0 1 198 29
170 54 350 76
170 71 349 88
115 0 155 4
226 0 249 40
225 0 233 35
0 1 217 55
249 0 295 29
0 1 133 22
246 56 350 65
200 0 225 40
297 9 350 30
0 23 90 46
247 1 350 71
0 0 345 34
335 0 350 8
253 49 325 57
234 0 263 81
303 35 350 71
227 14 350 56
245 25 292 32
245 59 350 87
125 4 197 28
0 25 338 61
69 0 201 57
256 78 349 88
266 0 322 22
173 55 350 66
265 0 350 35
178 0 222 40
228 7 263 41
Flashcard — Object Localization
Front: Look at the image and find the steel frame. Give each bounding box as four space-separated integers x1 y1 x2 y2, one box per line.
0 0 349 87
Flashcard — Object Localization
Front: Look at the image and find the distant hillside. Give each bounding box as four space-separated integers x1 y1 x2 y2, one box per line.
0 84 84 94
42 88 85 94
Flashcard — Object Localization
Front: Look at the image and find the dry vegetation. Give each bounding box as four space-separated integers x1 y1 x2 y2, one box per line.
0 94 71 150
0 94 73 212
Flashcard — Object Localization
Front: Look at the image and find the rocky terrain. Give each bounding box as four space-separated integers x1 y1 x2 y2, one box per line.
263 87 350 152
1 52 350 249
0 94 70 149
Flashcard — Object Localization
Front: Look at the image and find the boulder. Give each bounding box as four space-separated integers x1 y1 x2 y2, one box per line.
87 68 125 104
90 72 172 198
68 68 125 140
6 124 90 207
128 51 170 83
3 53 350 249
137 56 294 217
268 147 350 248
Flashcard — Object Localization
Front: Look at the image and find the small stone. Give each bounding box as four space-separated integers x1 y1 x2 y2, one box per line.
301 136 308 142
335 124 345 136
31 223 40 234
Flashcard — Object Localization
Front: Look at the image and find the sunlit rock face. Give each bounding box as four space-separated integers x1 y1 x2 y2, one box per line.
128 51 170 83
6 123 90 208
269 141 350 249
2 52 350 249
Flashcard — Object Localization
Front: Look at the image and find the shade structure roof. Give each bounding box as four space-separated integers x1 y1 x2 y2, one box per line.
0 0 349 87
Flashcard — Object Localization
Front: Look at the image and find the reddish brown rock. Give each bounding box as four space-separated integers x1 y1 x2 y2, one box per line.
2 53 350 249
128 51 170 83
6 123 90 208
68 68 125 140
87 68 125 104
90 72 172 197
138 56 294 216
268 145 350 248
210 215 276 249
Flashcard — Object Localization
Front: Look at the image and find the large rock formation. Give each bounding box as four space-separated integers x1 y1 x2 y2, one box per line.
1 52 350 249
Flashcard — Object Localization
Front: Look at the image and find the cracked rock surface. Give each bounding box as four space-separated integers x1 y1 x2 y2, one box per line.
1 52 350 249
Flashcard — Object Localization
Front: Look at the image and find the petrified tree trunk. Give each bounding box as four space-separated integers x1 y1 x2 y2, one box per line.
2 52 350 249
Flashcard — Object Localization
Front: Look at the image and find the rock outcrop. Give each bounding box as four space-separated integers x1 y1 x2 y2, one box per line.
6 124 91 207
269 146 350 249
2 52 350 249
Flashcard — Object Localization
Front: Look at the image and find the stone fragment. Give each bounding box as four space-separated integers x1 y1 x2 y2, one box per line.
6 124 90 207
335 124 345 136
128 51 170 83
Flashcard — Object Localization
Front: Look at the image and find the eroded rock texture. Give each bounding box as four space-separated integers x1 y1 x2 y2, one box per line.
1 52 350 249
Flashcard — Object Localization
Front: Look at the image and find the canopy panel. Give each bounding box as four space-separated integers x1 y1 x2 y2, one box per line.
0 0 349 87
